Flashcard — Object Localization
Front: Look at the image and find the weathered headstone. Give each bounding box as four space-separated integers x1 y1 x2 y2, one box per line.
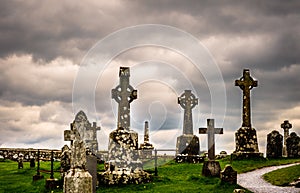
220 165 237 184
176 90 201 163
86 153 98 193
140 121 154 158
100 67 151 185
286 132 300 158
64 113 93 193
60 145 71 177
30 156 35 168
199 119 223 177
18 154 23 169
232 69 263 159
281 120 292 157
73 111 100 155
266 130 283 158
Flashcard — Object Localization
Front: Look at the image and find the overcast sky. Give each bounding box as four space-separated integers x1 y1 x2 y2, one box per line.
0 0 299 155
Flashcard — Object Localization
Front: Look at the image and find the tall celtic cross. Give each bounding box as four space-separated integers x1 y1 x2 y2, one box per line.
178 90 198 135
235 69 257 127
281 120 292 146
199 119 223 160
112 67 137 131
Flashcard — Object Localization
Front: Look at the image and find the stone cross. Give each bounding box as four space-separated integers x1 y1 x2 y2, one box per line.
235 69 257 128
144 121 149 143
199 119 223 160
64 123 87 169
112 67 137 131
281 120 292 156
178 90 198 135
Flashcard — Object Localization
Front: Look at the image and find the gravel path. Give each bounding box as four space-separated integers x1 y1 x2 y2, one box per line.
237 163 300 193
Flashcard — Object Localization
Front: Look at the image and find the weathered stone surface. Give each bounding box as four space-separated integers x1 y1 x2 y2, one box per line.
60 145 71 175
286 132 300 158
233 69 262 159
87 154 97 193
266 130 283 158
220 165 237 184
176 90 199 161
72 111 100 154
199 119 223 160
175 155 204 163
0 148 61 161
202 160 221 177
281 120 292 157
64 169 93 193
64 111 93 193
139 121 154 159
234 127 259 153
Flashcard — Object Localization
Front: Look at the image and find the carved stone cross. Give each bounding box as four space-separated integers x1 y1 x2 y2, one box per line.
235 69 258 127
199 119 223 160
178 90 198 135
112 67 137 131
281 120 292 146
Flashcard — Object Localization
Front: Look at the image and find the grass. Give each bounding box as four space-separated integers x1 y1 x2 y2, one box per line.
263 164 300 186
0 157 299 193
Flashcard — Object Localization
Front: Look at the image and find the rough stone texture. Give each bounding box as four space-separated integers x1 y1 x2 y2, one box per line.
176 90 199 161
111 67 137 131
0 148 61 161
108 127 141 171
286 132 300 158
86 154 97 193
281 120 292 157
220 165 237 184
175 155 204 163
139 121 154 158
60 145 71 176
199 119 223 160
64 111 92 193
235 127 258 152
64 169 93 193
266 130 283 158
202 160 221 177
72 111 100 154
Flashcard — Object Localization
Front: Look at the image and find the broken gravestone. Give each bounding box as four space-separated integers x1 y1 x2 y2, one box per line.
220 165 237 184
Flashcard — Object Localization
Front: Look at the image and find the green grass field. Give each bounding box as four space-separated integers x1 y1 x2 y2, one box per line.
263 164 300 186
0 157 299 193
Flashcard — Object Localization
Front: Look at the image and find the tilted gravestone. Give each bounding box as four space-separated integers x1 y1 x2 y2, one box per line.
281 120 292 157
266 130 283 158
220 164 237 184
139 121 154 159
286 132 300 158
100 67 151 185
64 114 92 193
232 69 263 159
176 90 202 163
199 119 223 177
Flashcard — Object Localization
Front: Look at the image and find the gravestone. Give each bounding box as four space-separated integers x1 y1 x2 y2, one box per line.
18 154 23 169
266 130 283 158
232 69 263 159
286 132 300 158
281 120 292 157
60 145 71 177
140 121 154 158
100 67 151 185
86 153 98 193
64 113 93 193
199 119 223 177
30 156 35 168
220 165 237 184
46 150 59 189
176 90 201 163
73 111 100 155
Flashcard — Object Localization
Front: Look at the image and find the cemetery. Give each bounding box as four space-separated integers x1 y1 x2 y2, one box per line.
0 67 300 193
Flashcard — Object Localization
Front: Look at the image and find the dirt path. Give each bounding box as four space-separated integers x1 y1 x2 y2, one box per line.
237 163 300 193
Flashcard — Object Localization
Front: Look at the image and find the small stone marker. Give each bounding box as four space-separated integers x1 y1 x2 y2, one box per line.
30 156 35 168
220 165 237 184
266 130 283 158
281 120 292 157
139 121 154 158
18 154 23 169
199 119 223 177
286 132 300 158
45 150 59 190
64 112 92 193
176 90 201 163
233 69 262 159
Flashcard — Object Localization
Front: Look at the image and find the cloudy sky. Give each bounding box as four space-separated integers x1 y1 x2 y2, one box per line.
0 0 299 155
